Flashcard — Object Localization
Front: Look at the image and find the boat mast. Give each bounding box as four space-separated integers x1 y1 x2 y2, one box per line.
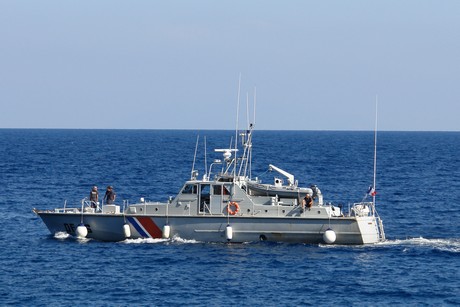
238 87 256 179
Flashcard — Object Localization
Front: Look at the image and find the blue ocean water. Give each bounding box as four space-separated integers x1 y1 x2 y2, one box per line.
0 129 459 306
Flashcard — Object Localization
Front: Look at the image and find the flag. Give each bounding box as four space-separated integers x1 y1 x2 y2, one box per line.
367 186 377 196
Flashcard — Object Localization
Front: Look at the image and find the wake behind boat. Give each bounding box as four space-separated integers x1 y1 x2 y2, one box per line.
33 123 386 244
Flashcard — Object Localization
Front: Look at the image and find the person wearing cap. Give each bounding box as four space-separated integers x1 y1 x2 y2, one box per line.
301 193 313 213
89 186 99 208
104 186 116 205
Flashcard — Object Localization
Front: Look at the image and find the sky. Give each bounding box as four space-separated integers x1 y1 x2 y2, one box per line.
0 1 459 131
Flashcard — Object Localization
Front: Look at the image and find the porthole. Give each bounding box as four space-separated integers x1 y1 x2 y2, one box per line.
155 208 158 212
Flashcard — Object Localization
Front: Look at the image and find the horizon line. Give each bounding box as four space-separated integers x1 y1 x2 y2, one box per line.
0 127 458 133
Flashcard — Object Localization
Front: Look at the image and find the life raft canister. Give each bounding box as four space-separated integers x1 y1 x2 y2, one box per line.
227 202 240 215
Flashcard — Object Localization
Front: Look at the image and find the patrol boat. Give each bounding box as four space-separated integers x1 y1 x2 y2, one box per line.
33 125 386 244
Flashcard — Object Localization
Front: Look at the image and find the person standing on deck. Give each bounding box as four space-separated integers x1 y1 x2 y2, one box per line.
104 186 116 204
89 186 99 208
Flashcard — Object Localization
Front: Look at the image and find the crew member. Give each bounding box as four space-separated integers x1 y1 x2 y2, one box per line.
89 186 99 208
301 193 313 212
104 186 116 204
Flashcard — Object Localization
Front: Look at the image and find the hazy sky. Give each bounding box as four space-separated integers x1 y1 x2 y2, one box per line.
1 1 459 131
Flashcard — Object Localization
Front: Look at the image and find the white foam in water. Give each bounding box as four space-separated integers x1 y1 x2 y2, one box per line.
122 235 200 244
317 237 460 252
54 232 92 242
122 238 169 244
169 236 200 244
76 237 91 243
377 237 460 253
54 232 70 240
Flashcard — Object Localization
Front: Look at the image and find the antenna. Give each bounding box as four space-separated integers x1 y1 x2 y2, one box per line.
234 74 241 178
253 86 257 127
246 92 250 130
191 135 199 180
250 87 256 179
204 136 207 180
373 95 378 205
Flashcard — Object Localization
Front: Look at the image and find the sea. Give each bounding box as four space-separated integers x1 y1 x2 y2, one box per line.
0 129 459 306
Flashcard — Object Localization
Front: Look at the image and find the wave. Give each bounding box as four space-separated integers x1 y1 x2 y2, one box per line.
377 237 460 253
318 237 460 253
53 232 458 252
53 231 92 243
122 235 200 244
122 238 169 244
169 236 200 244
53 232 70 240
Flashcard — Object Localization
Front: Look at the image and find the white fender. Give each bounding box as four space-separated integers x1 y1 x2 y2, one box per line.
123 223 131 238
226 225 233 241
323 228 336 244
163 224 171 239
76 224 88 238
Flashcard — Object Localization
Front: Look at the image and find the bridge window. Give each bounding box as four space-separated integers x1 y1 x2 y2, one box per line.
213 185 231 195
182 184 197 194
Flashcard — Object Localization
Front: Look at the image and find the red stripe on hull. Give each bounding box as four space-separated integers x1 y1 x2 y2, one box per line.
137 217 163 238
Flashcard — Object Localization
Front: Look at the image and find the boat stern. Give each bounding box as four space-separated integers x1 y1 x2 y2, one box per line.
355 216 382 244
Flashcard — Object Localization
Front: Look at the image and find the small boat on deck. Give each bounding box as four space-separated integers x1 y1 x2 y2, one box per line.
33 124 385 244
245 164 318 199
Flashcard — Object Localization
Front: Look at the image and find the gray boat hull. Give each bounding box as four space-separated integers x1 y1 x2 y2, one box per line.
36 211 380 244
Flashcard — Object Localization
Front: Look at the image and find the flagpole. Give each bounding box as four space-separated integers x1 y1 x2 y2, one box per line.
373 96 378 206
